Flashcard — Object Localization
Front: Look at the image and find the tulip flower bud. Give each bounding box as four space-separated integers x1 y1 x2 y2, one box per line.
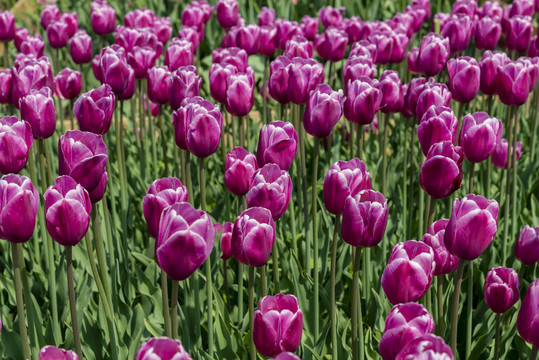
480 51 510 96
124 8 155 28
285 35 313 59
181 4 206 29
344 56 376 84
38 345 79 360
421 219 459 275
172 96 223 158
74 84 115 135
492 138 523 169
350 40 377 61
40 5 60 30
168 66 202 111
128 46 157 79
300 15 319 41
216 222 233 260
496 60 531 106
257 121 298 171
514 225 539 266
379 302 435 360
258 7 275 26
268 56 292 104
46 20 69 49
382 241 435 305
55 68 82 101
60 12 78 38
0 174 39 243
19 87 57 140
165 39 194 72
484 266 520 314
14 27 28 51
225 71 255 117
0 116 33 175
344 77 382 125
378 70 403 114
154 16 172 45
447 56 480 103
231 206 275 267
518 279 539 347
390 31 410 64
288 58 325 105
0 11 15 41
216 0 239 29
254 294 303 357
319 6 344 28
395 334 453 360
323 158 372 215
69 30 93 65
415 80 452 122
225 147 258 196
91 1 116 36
475 16 501 50
442 14 473 53
341 190 388 248
459 112 502 163
20 35 45 58
147 66 171 105
303 83 344 139
420 141 463 199
401 77 426 118
369 31 393 65
209 63 237 104
11 57 53 107
272 353 301 360
135 337 192 360
480 1 503 19
314 28 348 62
407 48 420 74
0 70 12 105
58 130 108 203
505 15 533 53
228 24 260 55
417 106 458 156
247 163 292 221
416 33 450 77
259 25 277 57
99 46 133 95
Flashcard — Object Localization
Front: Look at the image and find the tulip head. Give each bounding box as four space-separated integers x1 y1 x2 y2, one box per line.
19 87 57 140
378 70 403 114
256 121 298 171
216 0 239 29
492 138 523 169
91 1 116 35
224 147 258 197
459 112 502 163
168 65 202 111
420 219 459 276
69 30 93 64
475 16 502 50
314 28 348 62
484 266 520 314
395 334 453 360
284 35 313 59
504 15 533 53
225 71 255 117
0 116 33 175
74 84 115 135
442 14 474 53
38 345 79 360
303 83 344 138
518 279 539 347
319 6 345 28
415 79 452 121
514 225 539 266
246 163 292 221
0 11 15 41
420 141 463 199
135 337 192 360
496 60 531 106
55 68 82 101
344 77 382 125
479 51 510 96
447 56 480 103
147 66 171 105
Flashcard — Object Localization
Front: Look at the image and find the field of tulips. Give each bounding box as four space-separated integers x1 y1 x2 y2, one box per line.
1 0 539 359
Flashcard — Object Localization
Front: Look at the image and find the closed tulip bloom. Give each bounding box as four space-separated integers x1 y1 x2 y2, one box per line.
492 138 523 169
55 68 82 101
19 87 56 140
447 56 480 103
319 6 345 29
369 31 393 65
58 130 108 203
480 51 510 96
172 96 222 158
20 35 45 58
323 158 372 215
452 0 477 17
231 206 275 267
518 279 539 347
99 46 132 95
496 60 531 106
128 46 157 79
417 33 450 77
38 345 78 360
14 27 29 51
59 12 78 38
142 177 188 239
228 24 260 56
124 9 155 28
154 16 172 44
91 2 116 36
226 72 255 117
0 11 15 41
247 163 292 221
475 16 501 50
256 121 298 171
303 84 344 138
209 63 237 104
417 106 458 156
401 77 426 118
73 84 115 135
165 39 194 71
181 4 206 29
415 80 452 122
285 36 313 59
378 70 403 114
505 15 533 53
272 353 301 360
168 66 201 111
379 303 435 360
314 28 348 62
344 56 376 84
69 30 93 64
46 20 69 49
0 70 12 105
382 241 435 305
225 146 258 196
179 26 202 50
212 46 248 72
484 266 520 314
444 194 499 260
135 337 192 360
341 190 388 248
480 1 503 19
40 5 60 30
275 19 303 50
259 25 277 57
0 117 33 175
147 66 171 105
344 77 382 125
442 14 473 53
390 31 410 64
350 40 377 61
268 56 292 104
301 15 319 41
288 58 325 105
216 0 239 29
515 225 539 266
258 7 275 26
116 66 135 101
459 112 502 163
420 219 459 275
395 334 453 360
254 294 303 357
407 48 420 74
216 221 233 260
520 57 539 92
11 57 53 107
420 141 463 199
0 174 39 243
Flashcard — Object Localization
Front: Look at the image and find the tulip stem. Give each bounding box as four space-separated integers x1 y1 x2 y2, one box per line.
403 118 409 238
312 137 320 338
358 124 364 160
330 215 341 359
158 107 169 177
511 109 519 259
493 313 501 360
11 243 31 360
466 260 474 357
223 260 232 313
272 247 278 293
530 90 539 163
238 261 244 325
469 162 475 193
530 347 539 360
408 120 416 235
297 104 310 276
3 41 9 68
171 280 178 338
91 207 112 311
450 260 466 355
145 81 158 178
66 246 83 358
502 106 514 265
160 271 172 337
249 266 256 360
437 277 444 337
381 113 389 195
262 57 269 124
352 247 365 360
239 116 244 148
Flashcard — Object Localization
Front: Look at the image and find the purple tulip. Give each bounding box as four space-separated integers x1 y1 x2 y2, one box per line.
520 57 539 92
19 35 45 58
60 12 79 38
225 71 255 117
415 80 452 122
447 56 480 103
301 16 319 41
314 28 348 62
341 190 388 248
0 11 15 42
216 0 239 29
484 266 520 314
515 225 539 266
369 31 393 65
452 0 477 17
46 20 69 49
0 70 12 105
505 15 533 53
165 38 194 71
417 105 458 156
128 46 156 79
135 337 192 360
390 31 410 64
344 77 382 125
492 138 523 169
303 83 344 138
19 87 56 140
54 68 82 101
420 141 463 199
275 19 304 50
147 66 171 105
227 24 260 56
480 51 510 96
480 1 503 19
91 1 116 36
401 77 426 118
154 16 172 45
256 121 298 171
350 40 377 60
73 84 115 135
288 58 325 105
285 35 313 59
258 7 275 27
58 130 108 203
442 14 474 53
69 30 93 64
231 206 275 267
475 16 501 50
254 294 303 357
518 279 539 347
225 147 258 197
344 56 376 84
416 33 450 77
40 5 60 30
268 56 292 104
272 353 301 360
407 48 420 74
14 27 29 51
395 334 453 360
0 116 33 175
168 65 201 111
319 6 345 29
11 57 53 107
38 345 78 360
172 96 222 158
323 158 372 215
247 163 292 221
496 60 531 106
420 219 459 276
212 47 248 72
209 63 237 104
0 174 39 243
217 222 233 260
99 46 132 95
382 241 435 305
181 3 206 29
459 112 502 163
259 25 277 57
124 8 154 28
378 70 403 114
379 302 435 360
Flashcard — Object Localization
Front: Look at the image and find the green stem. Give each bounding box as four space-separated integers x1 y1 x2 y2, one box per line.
260 265 267 296
469 162 475 194
352 247 364 360
3 41 10 68
239 116 244 148
381 113 389 195
408 120 416 235
171 280 178 339
511 109 519 259
494 313 500 360
66 246 83 358
272 246 278 293
530 90 539 162
328 61 334 88
297 105 310 275
238 261 244 325
262 58 269 124
249 266 256 360
450 260 466 355
466 260 474 358
12 243 31 360
146 81 158 178
437 277 444 337
158 107 169 177
312 138 320 338
530 347 539 360
79 64 85 93
330 215 341 359
161 271 171 337
502 106 514 265
223 260 231 313
91 207 112 311
58 99 65 134
403 118 409 238
358 124 364 160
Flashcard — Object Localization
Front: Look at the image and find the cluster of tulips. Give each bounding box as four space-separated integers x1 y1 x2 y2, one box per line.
1 0 539 358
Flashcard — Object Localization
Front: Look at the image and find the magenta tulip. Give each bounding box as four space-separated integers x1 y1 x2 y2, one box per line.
492 138 523 169
69 30 93 64
288 58 325 105
395 334 453 360
216 0 239 29
0 70 12 105
168 65 202 111
344 56 376 83
38 346 78 360
496 60 531 106
447 56 480 103
55 68 82 101
91 1 116 36
165 39 194 71
475 16 501 50
417 105 458 156
246 163 292 221
420 141 463 199
402 77 426 118
415 80 452 122
484 266 520 314
344 77 382 125
504 15 533 53
135 337 192 360
217 222 233 260
300 15 319 41
0 116 33 175
518 279 539 347
417 32 451 77
0 11 15 41
314 28 348 62
378 70 403 114
19 87 56 140
256 121 298 171
147 66 171 105
74 84 115 135
225 71 255 117
480 51 510 96
459 112 502 163
514 225 539 266
442 14 473 53
319 6 345 28
303 83 344 138
40 5 60 30
285 35 313 59
224 147 258 197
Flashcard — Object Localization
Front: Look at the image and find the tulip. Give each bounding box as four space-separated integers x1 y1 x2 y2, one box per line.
344 56 376 84
147 66 171 105
378 70 403 114
505 15 533 53
288 58 325 105
452 0 477 17
38 345 79 360
227 24 260 56
168 65 201 111
216 0 239 29
480 1 503 19
19 87 56 140
268 56 292 104
447 57 480 103
231 206 275 267
417 105 458 156
379 302 435 360
272 353 301 360
484 266 520 314
395 334 453 360
99 46 133 95
135 337 192 360
350 40 377 61
0 174 39 243
209 63 237 104
117 67 135 101
256 121 298 171
518 279 539 348
55 68 82 101
276 19 304 50
258 7 275 26
40 5 60 30
69 30 93 64
285 35 313 59
259 25 277 57
407 48 420 74
319 6 345 28
225 72 255 117
508 0 535 17
224 146 258 196
344 77 382 125
0 70 12 105
480 51 510 96
154 16 172 44
14 27 29 51
415 80 452 122
421 219 459 275
420 141 463 199
323 158 371 215
459 112 502 163
492 138 523 169
60 12 79 38
124 9 155 28
74 84 115 135
475 16 501 50
91 2 116 35
300 15 319 41
217 222 233 260
369 31 393 65
314 28 348 62
212 47 248 72
246 163 292 221
0 116 33 175
0 11 15 42
442 14 473 53
172 96 223 158
514 225 539 266
128 46 157 79
46 20 69 49
381 241 435 305
341 190 388 248
11 57 53 106
164 39 194 71
402 77 426 118
20 35 45 58
412 0 431 18
253 294 303 357
58 130 108 203
390 31 410 64
416 33 450 77
181 3 207 29
496 60 531 106
303 84 344 138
